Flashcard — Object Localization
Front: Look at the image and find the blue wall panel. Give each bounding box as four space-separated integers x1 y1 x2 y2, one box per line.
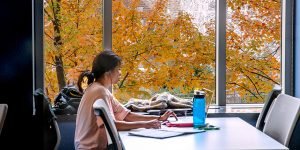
295 1 300 97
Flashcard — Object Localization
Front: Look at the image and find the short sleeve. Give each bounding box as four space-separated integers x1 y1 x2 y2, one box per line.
111 96 130 121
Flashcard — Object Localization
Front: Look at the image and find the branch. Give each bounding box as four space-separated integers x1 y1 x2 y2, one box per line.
45 61 56 66
81 0 93 13
130 13 140 44
227 82 259 99
241 70 264 99
118 72 129 88
45 32 54 41
119 49 153 88
63 47 80 58
51 0 56 20
246 67 280 85
44 9 54 21
257 45 280 59
140 56 157 68
45 51 56 64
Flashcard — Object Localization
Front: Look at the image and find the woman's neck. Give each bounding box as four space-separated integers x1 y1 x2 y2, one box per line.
95 78 111 89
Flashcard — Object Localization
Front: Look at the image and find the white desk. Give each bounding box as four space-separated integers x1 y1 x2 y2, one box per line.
119 117 288 150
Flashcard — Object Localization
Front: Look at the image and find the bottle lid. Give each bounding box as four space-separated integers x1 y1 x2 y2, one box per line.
194 90 205 95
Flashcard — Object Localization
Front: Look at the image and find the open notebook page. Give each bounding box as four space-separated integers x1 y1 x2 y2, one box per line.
128 128 205 139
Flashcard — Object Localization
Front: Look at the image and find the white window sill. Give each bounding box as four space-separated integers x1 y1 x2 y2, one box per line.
208 104 263 114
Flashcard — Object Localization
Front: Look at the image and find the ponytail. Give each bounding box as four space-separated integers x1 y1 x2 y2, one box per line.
77 70 95 93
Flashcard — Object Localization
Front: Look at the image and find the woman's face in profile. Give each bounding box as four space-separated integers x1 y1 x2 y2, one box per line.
110 66 121 84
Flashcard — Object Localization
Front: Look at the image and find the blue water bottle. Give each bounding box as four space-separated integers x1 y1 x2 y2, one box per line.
193 90 206 128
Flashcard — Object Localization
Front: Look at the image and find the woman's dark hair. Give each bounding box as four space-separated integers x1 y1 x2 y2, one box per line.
77 50 121 92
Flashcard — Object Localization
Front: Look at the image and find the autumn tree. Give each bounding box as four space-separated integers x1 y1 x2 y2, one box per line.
44 0 215 102
44 0 103 100
112 0 215 102
44 0 281 104
225 0 281 102
112 0 281 103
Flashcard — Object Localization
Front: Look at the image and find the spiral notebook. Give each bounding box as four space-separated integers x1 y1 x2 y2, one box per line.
128 128 205 139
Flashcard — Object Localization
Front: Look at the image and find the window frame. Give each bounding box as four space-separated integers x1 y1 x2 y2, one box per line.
103 0 112 50
33 0 44 93
216 0 226 106
281 0 294 96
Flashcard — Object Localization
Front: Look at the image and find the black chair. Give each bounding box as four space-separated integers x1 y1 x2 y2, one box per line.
33 89 61 150
0 104 8 135
289 118 300 150
256 85 281 131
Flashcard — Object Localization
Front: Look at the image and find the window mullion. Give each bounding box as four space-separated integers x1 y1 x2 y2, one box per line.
281 0 294 95
103 0 112 50
103 0 112 92
216 0 226 106
33 0 44 91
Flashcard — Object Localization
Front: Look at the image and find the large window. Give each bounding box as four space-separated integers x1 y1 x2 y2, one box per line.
112 0 216 104
44 0 103 100
44 0 291 106
111 0 282 105
225 1 281 104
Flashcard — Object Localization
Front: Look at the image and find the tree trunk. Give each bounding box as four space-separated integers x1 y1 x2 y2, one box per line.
52 0 66 91
55 55 66 90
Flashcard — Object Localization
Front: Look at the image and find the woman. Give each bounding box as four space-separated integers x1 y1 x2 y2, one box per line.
74 50 177 150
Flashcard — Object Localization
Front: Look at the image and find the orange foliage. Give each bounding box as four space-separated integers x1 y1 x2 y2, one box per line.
45 0 280 104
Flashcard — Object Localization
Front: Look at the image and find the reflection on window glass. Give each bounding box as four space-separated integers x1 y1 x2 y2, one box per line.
44 0 103 101
112 0 216 104
226 0 281 104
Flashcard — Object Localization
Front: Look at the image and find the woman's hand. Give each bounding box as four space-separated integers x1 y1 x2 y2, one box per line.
144 119 161 129
158 110 178 121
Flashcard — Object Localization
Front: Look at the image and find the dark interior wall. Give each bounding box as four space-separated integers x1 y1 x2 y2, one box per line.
0 0 42 149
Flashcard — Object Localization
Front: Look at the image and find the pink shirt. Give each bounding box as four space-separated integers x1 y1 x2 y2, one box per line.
74 82 130 150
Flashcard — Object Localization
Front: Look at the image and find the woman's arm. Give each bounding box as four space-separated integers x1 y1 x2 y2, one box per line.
124 110 178 122
124 112 159 122
115 120 160 131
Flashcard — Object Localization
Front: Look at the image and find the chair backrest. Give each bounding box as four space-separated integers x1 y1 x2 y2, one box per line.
33 88 61 150
256 85 282 131
93 99 123 150
0 104 8 135
263 94 300 146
